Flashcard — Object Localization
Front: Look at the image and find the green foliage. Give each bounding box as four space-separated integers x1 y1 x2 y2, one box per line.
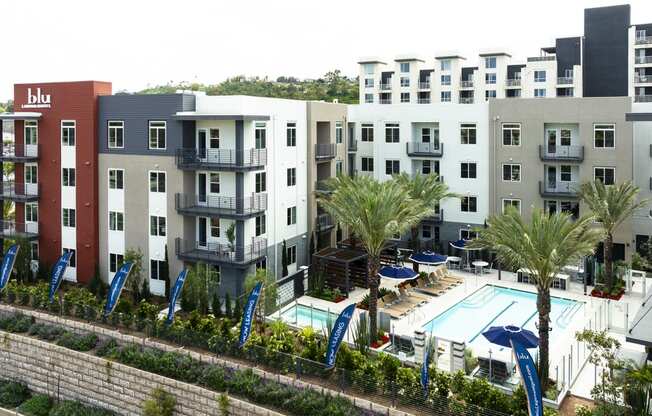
13 237 34 283
56 331 99 351
0 380 30 408
0 312 33 333
217 393 230 416
224 293 232 318
28 323 64 341
17 394 52 416
352 312 370 355
48 400 114 416
86 265 107 299
358 288 395 310
181 262 219 314
124 248 145 303
142 388 176 416
225 223 236 251
244 268 277 316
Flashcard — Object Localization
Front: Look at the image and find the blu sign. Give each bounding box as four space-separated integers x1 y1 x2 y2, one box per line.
324 304 356 369
21 88 51 109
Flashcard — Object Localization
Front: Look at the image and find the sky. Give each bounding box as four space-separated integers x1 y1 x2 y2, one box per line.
2 0 652 101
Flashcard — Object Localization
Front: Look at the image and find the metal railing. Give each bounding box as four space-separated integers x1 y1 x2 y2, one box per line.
0 220 39 239
505 79 521 87
460 80 474 88
406 142 444 157
175 193 267 217
527 55 556 62
176 148 267 169
316 213 334 230
424 208 444 223
175 237 267 264
418 81 431 89
418 98 431 104
557 77 573 85
379 99 392 104
636 36 652 45
1 144 39 160
459 97 474 104
635 95 652 103
379 82 392 90
314 143 336 159
0 181 39 200
538 145 584 161
539 180 578 196
314 180 331 193
634 75 652 83
635 56 652 64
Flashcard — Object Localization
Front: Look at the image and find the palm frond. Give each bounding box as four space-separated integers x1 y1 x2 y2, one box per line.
578 180 650 233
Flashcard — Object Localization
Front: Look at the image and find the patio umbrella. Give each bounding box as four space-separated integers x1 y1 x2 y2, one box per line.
482 325 539 349
408 251 448 265
378 265 418 283
450 239 482 270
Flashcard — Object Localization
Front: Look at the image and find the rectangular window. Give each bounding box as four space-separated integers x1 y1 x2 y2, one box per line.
440 60 451 71
502 164 521 182
109 211 124 231
594 124 615 148
460 123 477 144
441 91 451 102
287 206 297 225
485 56 497 69
400 77 410 87
148 121 166 149
441 75 451 86
385 123 400 143
256 215 266 236
62 168 76 187
30 242 38 261
287 245 297 265
61 121 76 146
62 208 76 228
485 90 496 99
485 73 496 84
209 128 220 148
210 218 220 237
594 167 615 185
150 216 166 236
255 122 266 149
25 203 38 222
560 165 572 182
461 229 478 240
150 259 166 281
534 71 546 82
336 160 343 175
25 165 37 184
385 160 400 175
421 160 439 175
364 63 374 74
400 92 410 103
461 196 478 212
361 157 374 172
364 78 374 88
502 199 521 214
460 162 477 179
422 224 432 239
560 129 572 146
255 172 266 193
400 62 410 73
534 88 546 98
109 169 124 190
149 172 166 193
361 124 374 142
210 173 220 193
364 94 373 103
502 123 521 146
108 121 124 148
63 248 76 268
287 168 296 186
286 122 297 146
335 121 343 144
25 121 38 145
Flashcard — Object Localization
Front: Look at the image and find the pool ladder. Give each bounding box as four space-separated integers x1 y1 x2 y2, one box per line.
462 286 495 308
555 303 581 328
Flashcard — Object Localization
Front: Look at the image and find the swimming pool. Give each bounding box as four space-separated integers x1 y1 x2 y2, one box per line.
279 304 340 330
421 285 583 350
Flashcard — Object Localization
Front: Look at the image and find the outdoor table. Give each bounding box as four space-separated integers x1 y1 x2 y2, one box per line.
447 256 461 269
472 260 489 275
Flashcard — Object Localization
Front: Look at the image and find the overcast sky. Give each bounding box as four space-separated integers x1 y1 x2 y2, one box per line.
3 0 652 100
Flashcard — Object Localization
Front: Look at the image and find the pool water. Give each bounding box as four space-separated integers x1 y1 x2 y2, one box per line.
280 304 340 330
422 285 583 350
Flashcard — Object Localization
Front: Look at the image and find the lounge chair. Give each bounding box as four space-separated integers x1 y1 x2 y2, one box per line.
381 294 414 313
398 285 429 303
477 357 512 384
387 334 415 356
385 291 421 309
414 277 446 296
428 272 455 289
440 266 465 282
435 268 463 285
377 299 406 319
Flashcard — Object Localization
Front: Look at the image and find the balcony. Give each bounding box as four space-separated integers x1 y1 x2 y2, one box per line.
418 82 431 90
175 193 267 219
539 181 578 197
418 98 431 104
175 237 267 267
0 220 39 240
0 182 39 202
539 145 584 162
505 79 521 87
406 142 444 157
460 80 474 89
0 145 39 163
423 208 444 223
557 77 573 85
315 143 336 160
176 148 266 171
635 95 652 103
315 180 332 194
635 36 652 45
459 97 474 104
379 98 392 104
348 140 357 152
635 75 652 83
635 56 652 65
316 213 335 232
379 83 392 91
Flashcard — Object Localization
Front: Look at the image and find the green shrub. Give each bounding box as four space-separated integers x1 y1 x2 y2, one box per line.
0 313 33 333
28 323 64 341
49 400 114 416
199 366 227 391
142 388 176 416
56 331 98 351
0 380 31 408
95 338 118 357
17 394 52 416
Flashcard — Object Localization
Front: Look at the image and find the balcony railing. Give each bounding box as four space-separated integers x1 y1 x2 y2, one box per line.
0 182 39 202
635 36 652 45
379 83 392 91
505 79 521 87
348 140 357 152
175 193 267 218
423 208 444 223
0 144 39 162
0 220 39 239
406 142 444 157
635 56 652 64
175 237 267 266
557 77 573 85
635 75 652 83
316 213 335 231
314 180 332 194
379 99 392 104
460 80 474 88
176 148 267 171
539 145 584 162
315 143 336 160
527 56 556 62
635 95 652 103
459 97 474 104
418 82 431 89
539 180 578 197
418 98 431 104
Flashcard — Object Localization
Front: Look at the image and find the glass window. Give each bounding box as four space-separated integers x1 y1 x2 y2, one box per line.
385 123 400 143
485 90 496 100
422 224 432 239
148 121 166 149
400 93 410 103
485 73 496 84
287 168 296 186
256 215 266 236
25 165 37 184
534 88 546 98
400 62 410 73
485 57 497 69
63 248 76 268
503 164 521 182
108 121 124 148
441 75 451 86
385 160 400 175
594 167 615 185
61 121 75 146
560 129 572 146
25 203 38 222
286 122 296 146
255 172 266 193
109 169 124 190
460 162 477 179
255 122 266 149
361 124 374 142
109 253 122 273
335 121 342 144
461 197 478 213
149 172 166 192
62 168 75 187
502 199 521 214
594 124 615 148
62 208 76 228
364 78 374 88
109 211 124 231
460 123 477 144
400 77 410 87
210 218 220 237
150 216 166 236
560 165 572 182
440 60 451 71
287 245 297 265
534 71 546 82
25 121 38 145
441 91 451 102
210 173 220 193
209 128 220 148
361 157 374 172
287 206 297 225
364 63 374 74
502 124 521 146
364 94 373 103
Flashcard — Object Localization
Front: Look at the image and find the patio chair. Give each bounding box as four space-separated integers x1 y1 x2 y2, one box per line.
414 277 446 296
398 285 430 303
377 299 407 319
437 267 464 284
386 291 421 309
477 357 511 384
428 272 454 290
381 294 414 314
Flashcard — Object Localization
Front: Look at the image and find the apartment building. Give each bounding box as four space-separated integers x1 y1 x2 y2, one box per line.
627 103 652 252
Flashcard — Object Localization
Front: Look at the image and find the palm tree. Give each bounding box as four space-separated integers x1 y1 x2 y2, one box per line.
394 172 456 251
470 208 602 389
318 175 428 342
578 180 650 292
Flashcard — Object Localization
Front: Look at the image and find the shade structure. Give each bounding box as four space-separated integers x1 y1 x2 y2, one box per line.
378 265 418 282
409 251 448 265
450 239 483 251
482 325 539 349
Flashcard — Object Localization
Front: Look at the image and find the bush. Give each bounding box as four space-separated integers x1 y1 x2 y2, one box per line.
199 366 227 391
95 338 119 357
0 380 31 408
56 331 99 351
0 313 33 333
49 400 114 416
28 323 64 341
17 394 52 416
142 388 176 416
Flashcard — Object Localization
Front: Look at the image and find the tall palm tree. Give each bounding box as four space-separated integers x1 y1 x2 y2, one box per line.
470 208 602 389
318 175 427 341
394 172 456 251
578 180 649 292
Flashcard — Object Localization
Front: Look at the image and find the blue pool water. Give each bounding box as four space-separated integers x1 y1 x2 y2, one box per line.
422 285 583 349
280 304 339 330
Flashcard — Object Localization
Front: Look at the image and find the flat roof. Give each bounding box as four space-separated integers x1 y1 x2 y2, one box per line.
0 112 42 120
172 112 270 121
435 55 465 60
627 296 652 347
478 51 512 58
394 54 424 63
357 57 387 65
626 112 652 121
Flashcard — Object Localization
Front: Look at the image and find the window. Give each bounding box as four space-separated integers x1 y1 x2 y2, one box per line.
400 62 410 73
25 165 37 184
385 123 400 143
364 63 374 74
210 218 220 237
637 29 647 40
485 57 496 69
287 206 297 225
385 160 400 175
561 201 580 219
361 124 374 142
400 77 410 87
502 199 521 214
287 245 297 265
441 91 451 102
209 173 220 193
109 211 124 231
460 123 477 144
461 196 478 212
209 129 220 148
286 122 296 146
150 216 166 236
441 75 451 86
256 215 266 236
255 122 266 149
30 242 38 261
109 169 124 190
61 121 75 146
400 93 410 103
421 160 439 175
502 124 521 146
150 259 166 281
255 172 266 193
534 71 546 82
560 129 572 146
149 172 166 192
108 121 124 148
25 203 38 222
502 164 521 182
63 248 76 268
287 168 296 186
460 162 477 179
485 90 496 99
256 257 267 270
559 165 572 182
148 121 166 149
25 121 38 145
364 78 374 88
364 94 374 103
62 208 76 228
62 168 75 187
440 60 451 71
336 160 343 175
594 124 615 148
534 89 546 98
485 73 496 84
361 157 374 172
594 167 615 185
421 128 431 143
460 229 478 240
336 121 343 144
422 224 432 239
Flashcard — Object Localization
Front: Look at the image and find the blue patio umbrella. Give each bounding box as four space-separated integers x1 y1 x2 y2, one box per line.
450 239 467 250
408 251 448 265
378 265 418 282
482 325 539 349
